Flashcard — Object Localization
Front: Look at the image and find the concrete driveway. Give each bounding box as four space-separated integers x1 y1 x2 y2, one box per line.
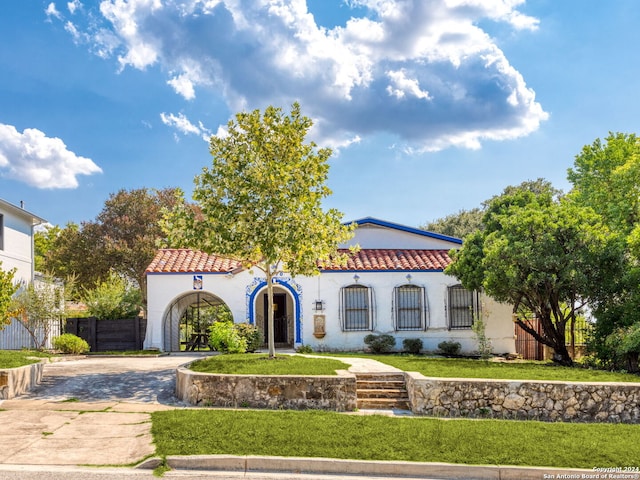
19 353 210 404
0 353 212 466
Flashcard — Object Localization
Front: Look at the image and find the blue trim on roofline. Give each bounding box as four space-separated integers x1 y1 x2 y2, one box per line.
347 217 463 245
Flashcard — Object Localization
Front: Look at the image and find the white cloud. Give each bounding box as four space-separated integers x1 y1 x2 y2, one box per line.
0 124 102 189
45 2 62 20
386 69 432 100
167 74 195 100
60 0 547 152
64 21 83 43
67 0 82 14
160 112 212 141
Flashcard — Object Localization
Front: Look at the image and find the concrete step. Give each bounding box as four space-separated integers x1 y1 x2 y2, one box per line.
354 373 405 382
357 380 406 390
356 388 408 399
355 372 410 410
357 398 411 410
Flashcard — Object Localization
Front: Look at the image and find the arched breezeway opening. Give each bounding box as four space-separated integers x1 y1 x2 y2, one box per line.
162 291 231 352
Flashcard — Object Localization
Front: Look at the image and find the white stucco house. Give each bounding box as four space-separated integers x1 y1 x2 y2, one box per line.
144 217 516 354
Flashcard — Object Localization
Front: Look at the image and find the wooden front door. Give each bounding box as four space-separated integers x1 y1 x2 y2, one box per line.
263 293 288 344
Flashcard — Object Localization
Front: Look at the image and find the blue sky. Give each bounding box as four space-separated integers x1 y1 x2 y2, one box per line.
1 1 639 229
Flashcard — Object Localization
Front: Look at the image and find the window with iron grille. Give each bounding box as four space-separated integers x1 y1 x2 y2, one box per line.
447 284 479 329
0 214 3 250
394 285 425 330
340 284 372 331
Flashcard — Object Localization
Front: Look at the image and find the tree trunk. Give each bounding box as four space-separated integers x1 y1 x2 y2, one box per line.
515 315 573 366
266 269 276 359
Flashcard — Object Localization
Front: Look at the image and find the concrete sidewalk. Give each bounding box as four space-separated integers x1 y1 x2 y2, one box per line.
0 399 174 466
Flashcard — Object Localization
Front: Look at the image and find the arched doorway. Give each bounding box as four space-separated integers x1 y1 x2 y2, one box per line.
254 286 295 347
247 278 302 348
162 291 231 352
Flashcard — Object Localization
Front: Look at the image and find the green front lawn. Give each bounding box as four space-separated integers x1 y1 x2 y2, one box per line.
87 350 163 356
321 353 640 383
0 350 51 369
189 353 350 375
152 409 640 468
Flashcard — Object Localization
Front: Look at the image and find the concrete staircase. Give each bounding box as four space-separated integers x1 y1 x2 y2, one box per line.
355 372 411 410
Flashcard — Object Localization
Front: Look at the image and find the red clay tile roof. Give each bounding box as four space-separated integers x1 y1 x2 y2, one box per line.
147 248 453 273
322 249 452 271
146 249 243 273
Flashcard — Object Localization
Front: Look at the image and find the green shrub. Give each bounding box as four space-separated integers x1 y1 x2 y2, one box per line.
82 272 142 320
53 333 90 354
604 322 640 373
364 334 396 353
234 323 262 352
471 315 493 359
438 341 461 356
402 338 423 354
296 344 313 354
208 321 247 354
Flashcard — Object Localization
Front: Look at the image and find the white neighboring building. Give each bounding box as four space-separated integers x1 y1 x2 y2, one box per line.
0 198 51 350
145 218 516 354
0 198 45 284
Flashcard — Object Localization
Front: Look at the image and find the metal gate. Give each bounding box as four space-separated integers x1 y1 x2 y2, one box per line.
515 318 544 360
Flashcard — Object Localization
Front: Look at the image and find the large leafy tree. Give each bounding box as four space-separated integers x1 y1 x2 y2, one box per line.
567 133 640 362
43 188 178 304
446 183 620 366
422 208 483 239
423 179 561 240
162 103 354 357
41 222 106 291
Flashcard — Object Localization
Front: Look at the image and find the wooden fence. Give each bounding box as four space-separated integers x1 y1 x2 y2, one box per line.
65 317 147 352
515 317 591 360
515 318 544 360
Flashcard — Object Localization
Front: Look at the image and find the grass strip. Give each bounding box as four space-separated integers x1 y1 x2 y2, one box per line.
189 354 350 375
321 353 640 383
151 409 640 468
0 350 51 368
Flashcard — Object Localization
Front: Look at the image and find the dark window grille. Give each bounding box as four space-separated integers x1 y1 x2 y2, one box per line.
341 285 371 331
394 285 424 330
448 285 479 329
0 214 3 250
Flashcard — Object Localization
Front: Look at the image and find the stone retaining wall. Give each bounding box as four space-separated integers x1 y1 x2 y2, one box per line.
406 372 640 423
176 366 357 411
0 363 44 400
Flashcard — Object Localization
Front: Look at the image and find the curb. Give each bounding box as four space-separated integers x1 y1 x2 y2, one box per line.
137 454 594 480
